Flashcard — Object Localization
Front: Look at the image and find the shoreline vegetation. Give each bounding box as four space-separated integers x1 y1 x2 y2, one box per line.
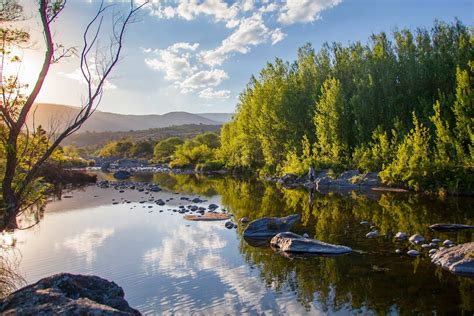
1 19 472 220
51 19 473 196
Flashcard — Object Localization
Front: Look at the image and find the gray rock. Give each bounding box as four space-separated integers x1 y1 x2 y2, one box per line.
225 221 234 229
360 221 369 225
429 249 438 255
243 214 300 238
270 232 352 254
421 244 432 249
430 242 474 276
395 232 407 240
316 176 332 188
0 273 140 315
409 234 425 245
429 223 474 231
431 238 441 244
208 204 219 210
307 166 317 182
113 170 131 180
443 240 454 247
366 231 380 238
239 217 249 224
278 173 299 185
407 250 420 257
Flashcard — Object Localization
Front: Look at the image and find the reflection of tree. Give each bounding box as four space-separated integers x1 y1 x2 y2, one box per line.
0 246 25 298
149 173 474 314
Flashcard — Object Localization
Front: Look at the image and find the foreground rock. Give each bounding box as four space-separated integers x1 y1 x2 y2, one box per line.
430 242 474 276
0 273 140 315
429 223 474 231
243 214 300 238
270 232 352 255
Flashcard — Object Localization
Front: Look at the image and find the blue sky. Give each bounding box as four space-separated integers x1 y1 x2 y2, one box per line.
28 0 473 115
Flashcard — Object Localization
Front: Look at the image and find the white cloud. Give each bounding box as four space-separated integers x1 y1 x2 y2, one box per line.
278 0 342 25
259 3 279 13
55 227 114 265
145 0 240 25
144 42 199 81
179 69 228 92
270 28 286 45
200 13 274 66
198 87 231 99
241 0 254 11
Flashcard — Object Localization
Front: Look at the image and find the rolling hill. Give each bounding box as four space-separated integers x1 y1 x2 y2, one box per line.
27 103 232 133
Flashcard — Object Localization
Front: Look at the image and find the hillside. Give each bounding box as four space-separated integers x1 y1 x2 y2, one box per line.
27 103 231 133
61 124 222 148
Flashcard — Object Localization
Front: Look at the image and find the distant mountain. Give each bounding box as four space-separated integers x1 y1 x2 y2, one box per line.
62 124 222 148
27 103 232 133
196 113 233 123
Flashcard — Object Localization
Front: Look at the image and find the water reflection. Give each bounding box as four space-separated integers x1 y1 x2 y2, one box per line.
55 228 115 265
6 172 474 314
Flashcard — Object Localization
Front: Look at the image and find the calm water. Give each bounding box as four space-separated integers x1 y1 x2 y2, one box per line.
5 172 474 314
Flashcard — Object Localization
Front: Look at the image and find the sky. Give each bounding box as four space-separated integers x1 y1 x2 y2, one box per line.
12 0 474 115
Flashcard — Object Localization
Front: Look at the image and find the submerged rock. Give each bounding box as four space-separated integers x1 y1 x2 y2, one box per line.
0 273 140 315
113 170 131 180
409 234 425 245
270 232 352 254
243 214 300 238
430 242 474 276
429 223 474 231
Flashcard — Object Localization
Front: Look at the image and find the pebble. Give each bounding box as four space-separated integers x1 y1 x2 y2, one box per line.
395 249 402 254
443 240 454 247
366 231 380 238
409 234 425 245
360 221 369 225
395 232 407 240
429 249 437 255
239 217 249 224
225 221 234 229
407 250 420 257
421 244 432 249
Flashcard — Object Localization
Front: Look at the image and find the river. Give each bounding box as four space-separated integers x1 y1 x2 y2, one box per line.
4 172 474 314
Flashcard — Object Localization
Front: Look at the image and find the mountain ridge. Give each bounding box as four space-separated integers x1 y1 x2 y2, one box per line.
27 103 232 133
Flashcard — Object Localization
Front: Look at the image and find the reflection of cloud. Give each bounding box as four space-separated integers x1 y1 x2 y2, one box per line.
143 223 226 279
55 228 114 264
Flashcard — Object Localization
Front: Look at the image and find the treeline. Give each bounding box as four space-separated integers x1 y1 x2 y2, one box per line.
90 132 223 171
219 20 473 193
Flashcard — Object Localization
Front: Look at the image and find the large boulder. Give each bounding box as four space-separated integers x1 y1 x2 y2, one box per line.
243 214 300 238
430 242 474 276
0 273 140 315
113 170 131 180
270 232 352 255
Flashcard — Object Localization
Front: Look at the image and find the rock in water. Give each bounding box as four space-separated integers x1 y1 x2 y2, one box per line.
239 217 249 224
225 221 234 229
429 223 474 231
113 170 131 180
270 232 352 254
409 234 425 245
395 232 407 240
430 242 474 276
366 231 380 238
243 214 300 238
0 273 140 315
407 250 420 257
